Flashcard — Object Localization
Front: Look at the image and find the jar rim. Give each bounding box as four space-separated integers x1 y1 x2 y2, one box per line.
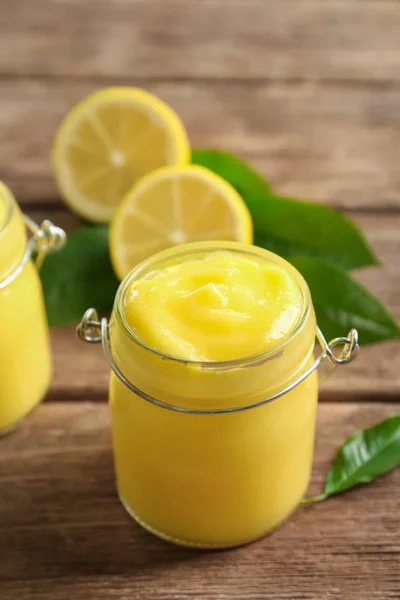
0 182 15 237
113 241 312 369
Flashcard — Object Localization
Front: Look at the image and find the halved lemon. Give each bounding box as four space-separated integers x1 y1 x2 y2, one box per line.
109 164 253 280
52 87 190 223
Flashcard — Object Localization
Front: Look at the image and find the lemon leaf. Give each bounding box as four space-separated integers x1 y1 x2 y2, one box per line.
290 256 400 345
191 149 270 198
303 414 400 503
40 226 119 326
249 194 378 270
192 149 377 270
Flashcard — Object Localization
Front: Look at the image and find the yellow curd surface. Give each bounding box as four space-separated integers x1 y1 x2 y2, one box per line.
0 185 52 433
109 244 318 547
124 253 303 361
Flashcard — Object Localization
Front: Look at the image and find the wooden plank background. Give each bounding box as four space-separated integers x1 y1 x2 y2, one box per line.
0 1 399 599
3 81 400 209
2 1 400 82
1 402 399 600
0 1 400 210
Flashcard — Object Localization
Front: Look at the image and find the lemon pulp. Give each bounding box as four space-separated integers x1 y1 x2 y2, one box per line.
52 87 190 223
110 165 253 280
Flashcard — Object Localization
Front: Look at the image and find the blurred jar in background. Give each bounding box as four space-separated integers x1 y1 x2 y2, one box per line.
0 183 66 435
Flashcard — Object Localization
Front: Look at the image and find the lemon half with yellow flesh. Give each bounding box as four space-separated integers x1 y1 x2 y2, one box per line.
109 165 253 280
52 87 190 223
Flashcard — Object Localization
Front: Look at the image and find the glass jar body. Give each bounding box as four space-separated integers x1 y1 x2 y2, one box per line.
110 370 317 548
0 197 52 435
108 243 318 548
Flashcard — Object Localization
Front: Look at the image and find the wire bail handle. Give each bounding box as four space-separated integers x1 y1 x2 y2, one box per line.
24 215 67 270
77 308 359 415
0 216 66 290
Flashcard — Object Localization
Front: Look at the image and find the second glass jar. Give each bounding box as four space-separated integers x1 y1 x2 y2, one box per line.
0 183 65 435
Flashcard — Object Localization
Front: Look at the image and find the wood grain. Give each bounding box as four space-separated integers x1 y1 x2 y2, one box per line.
0 401 398 600
2 80 400 209
1 1 400 82
24 206 400 400
2 2 399 598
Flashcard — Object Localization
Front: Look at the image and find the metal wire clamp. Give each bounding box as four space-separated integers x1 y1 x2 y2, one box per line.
77 308 359 415
0 216 67 290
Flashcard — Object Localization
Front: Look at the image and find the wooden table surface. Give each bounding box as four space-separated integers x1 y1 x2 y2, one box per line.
0 1 399 599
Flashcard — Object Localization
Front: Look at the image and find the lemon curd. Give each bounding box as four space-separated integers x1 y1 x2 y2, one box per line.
0 185 52 434
125 252 302 361
108 242 318 548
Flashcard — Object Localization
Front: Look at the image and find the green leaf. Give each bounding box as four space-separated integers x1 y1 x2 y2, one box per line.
40 226 119 326
249 194 378 270
303 414 400 503
191 148 270 198
192 149 377 270
290 256 400 345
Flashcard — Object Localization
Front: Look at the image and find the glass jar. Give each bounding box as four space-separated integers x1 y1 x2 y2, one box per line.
78 242 358 548
0 183 66 435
